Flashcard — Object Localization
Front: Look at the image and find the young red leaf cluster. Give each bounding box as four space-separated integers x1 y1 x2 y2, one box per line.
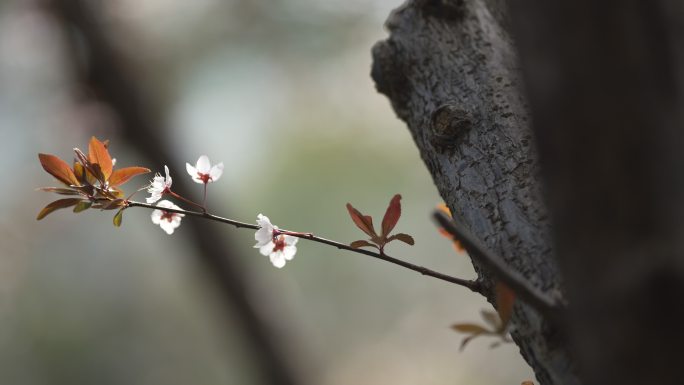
37 137 150 225
346 194 415 252
451 282 516 351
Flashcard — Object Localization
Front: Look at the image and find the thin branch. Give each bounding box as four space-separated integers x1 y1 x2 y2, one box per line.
127 200 480 292
46 1 309 384
433 211 563 318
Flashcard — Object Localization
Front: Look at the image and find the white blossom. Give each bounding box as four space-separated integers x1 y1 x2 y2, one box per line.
146 165 172 204
254 214 298 268
151 200 184 234
186 155 223 184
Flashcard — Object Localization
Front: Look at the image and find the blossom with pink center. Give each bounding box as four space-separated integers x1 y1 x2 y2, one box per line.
146 165 172 203
186 155 223 184
151 200 184 234
254 214 298 268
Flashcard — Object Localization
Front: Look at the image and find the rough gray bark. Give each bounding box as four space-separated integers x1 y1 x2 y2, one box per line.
371 1 579 384
509 1 684 385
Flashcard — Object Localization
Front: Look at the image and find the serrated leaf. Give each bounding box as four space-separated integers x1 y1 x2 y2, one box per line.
350 240 378 249
73 200 92 213
37 187 80 196
495 282 516 330
346 203 377 237
88 137 113 180
381 194 402 237
108 166 150 187
36 198 82 220
451 323 490 334
38 154 80 186
113 208 124 227
387 233 415 246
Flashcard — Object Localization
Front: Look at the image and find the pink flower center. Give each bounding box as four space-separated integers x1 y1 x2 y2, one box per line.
197 172 211 184
160 211 175 222
272 235 286 252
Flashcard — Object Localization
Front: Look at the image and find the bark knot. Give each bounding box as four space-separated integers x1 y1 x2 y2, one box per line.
430 103 473 150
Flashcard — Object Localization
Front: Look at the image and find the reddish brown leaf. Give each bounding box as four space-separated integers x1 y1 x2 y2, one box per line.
381 194 402 237
387 233 415 246
36 198 82 220
109 187 125 199
349 240 378 249
73 148 89 166
346 203 376 237
521 381 535 385
37 187 80 196
38 154 80 186
495 282 516 330
73 162 97 185
459 334 484 352
108 167 151 187
89 162 106 183
451 323 490 334
71 185 95 196
101 199 126 210
88 136 113 180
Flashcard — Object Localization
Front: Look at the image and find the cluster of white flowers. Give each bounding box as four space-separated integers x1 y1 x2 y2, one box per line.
147 156 297 268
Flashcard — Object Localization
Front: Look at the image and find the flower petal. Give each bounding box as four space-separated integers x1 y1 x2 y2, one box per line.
196 155 211 174
186 162 199 177
146 193 161 204
164 165 172 187
160 220 176 234
255 228 272 246
151 209 163 224
270 252 286 268
284 235 299 246
259 242 274 256
256 214 274 231
283 245 297 261
209 162 224 182
156 200 173 209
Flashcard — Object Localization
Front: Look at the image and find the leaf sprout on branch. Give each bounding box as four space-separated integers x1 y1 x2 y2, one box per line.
36 137 479 288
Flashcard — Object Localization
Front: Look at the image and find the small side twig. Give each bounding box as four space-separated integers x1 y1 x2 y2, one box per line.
433 211 563 319
127 201 479 292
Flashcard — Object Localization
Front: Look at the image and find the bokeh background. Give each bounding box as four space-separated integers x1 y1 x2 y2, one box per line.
0 0 533 384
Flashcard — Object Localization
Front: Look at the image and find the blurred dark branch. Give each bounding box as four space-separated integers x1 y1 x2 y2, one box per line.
433 211 562 320
128 200 480 291
45 1 306 384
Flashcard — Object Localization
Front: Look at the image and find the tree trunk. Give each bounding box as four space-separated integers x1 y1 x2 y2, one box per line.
371 1 579 384
509 1 684 385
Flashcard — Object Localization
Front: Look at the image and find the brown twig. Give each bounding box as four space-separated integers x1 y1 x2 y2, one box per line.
127 201 480 292
433 211 563 318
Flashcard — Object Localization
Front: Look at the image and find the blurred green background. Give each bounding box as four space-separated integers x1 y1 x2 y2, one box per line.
0 0 533 384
